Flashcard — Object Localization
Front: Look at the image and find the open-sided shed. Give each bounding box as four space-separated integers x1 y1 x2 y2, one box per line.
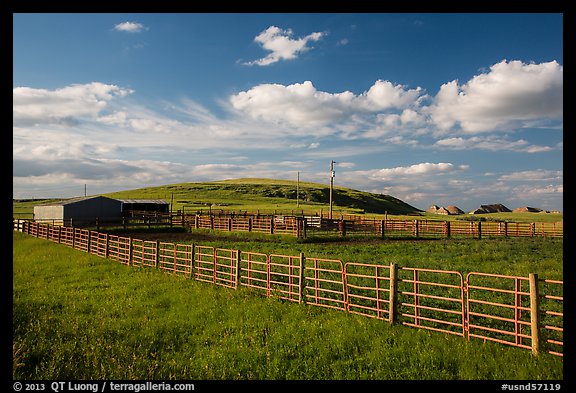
118 199 170 215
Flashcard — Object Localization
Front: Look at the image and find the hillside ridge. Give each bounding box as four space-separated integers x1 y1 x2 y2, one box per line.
105 178 421 215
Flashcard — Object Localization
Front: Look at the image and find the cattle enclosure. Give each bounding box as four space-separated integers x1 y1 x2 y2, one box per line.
13 219 563 358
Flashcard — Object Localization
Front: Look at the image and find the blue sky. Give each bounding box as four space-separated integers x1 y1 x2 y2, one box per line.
13 13 563 212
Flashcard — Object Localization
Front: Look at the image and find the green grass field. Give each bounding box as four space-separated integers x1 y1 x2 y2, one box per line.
13 231 563 380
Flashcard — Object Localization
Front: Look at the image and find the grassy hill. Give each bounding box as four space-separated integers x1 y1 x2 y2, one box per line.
105 178 421 216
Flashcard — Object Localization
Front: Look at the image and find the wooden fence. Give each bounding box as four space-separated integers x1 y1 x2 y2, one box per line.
13 219 563 358
175 213 562 239
20 213 562 240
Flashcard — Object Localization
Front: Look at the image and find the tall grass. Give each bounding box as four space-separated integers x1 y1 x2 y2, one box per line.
13 232 563 380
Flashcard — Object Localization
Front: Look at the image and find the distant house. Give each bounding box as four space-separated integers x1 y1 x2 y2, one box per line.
426 204 464 215
469 203 511 214
513 206 543 213
445 205 464 215
33 196 123 225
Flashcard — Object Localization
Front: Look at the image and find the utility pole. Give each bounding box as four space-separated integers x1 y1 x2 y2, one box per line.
296 171 300 208
329 160 336 219
84 184 87 197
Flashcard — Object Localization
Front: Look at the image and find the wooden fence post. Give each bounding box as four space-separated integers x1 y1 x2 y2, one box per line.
57 226 62 243
478 221 482 240
190 243 196 280
270 218 274 234
105 234 110 259
529 273 541 356
504 221 509 237
235 250 242 289
155 240 160 269
128 237 133 266
380 219 385 238
299 252 306 304
72 228 76 249
389 263 398 324
414 219 419 238
445 221 451 239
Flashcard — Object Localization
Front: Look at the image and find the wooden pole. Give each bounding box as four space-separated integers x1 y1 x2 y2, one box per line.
389 263 398 324
529 273 541 356
235 250 242 289
155 240 160 269
190 243 196 280
299 252 306 304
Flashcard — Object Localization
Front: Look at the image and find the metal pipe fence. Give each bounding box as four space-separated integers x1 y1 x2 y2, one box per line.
13 219 563 358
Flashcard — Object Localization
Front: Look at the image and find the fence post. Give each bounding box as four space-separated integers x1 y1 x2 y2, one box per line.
478 221 482 240
445 221 451 238
190 243 196 280
235 249 242 289
105 234 110 259
299 252 306 304
155 240 160 269
529 273 541 356
531 222 536 237
504 221 508 237
72 228 76 249
57 226 62 243
389 263 398 324
270 218 274 234
228 218 233 232
380 219 385 238
128 237 133 266
414 219 419 238
248 217 253 232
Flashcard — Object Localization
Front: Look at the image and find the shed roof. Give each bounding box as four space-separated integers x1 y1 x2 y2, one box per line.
36 195 117 207
117 199 169 205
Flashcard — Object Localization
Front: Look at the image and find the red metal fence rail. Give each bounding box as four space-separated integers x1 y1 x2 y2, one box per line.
108 235 131 265
267 254 302 302
304 257 346 311
399 267 466 337
13 220 563 358
539 279 563 357
131 239 157 268
466 272 533 351
159 242 193 276
344 262 394 321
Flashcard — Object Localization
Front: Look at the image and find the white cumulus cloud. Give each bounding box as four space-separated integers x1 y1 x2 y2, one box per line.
244 26 325 66
13 82 133 127
427 60 563 133
229 80 425 129
368 162 467 181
